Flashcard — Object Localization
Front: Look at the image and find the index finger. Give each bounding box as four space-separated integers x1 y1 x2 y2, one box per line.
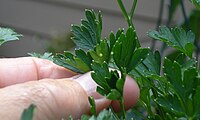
0 57 76 87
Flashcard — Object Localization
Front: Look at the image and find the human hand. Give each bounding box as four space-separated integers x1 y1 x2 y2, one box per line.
0 57 139 120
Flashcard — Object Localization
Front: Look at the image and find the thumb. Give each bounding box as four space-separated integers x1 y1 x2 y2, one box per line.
0 78 110 120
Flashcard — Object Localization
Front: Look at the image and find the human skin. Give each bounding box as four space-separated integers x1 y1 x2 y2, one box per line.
0 57 139 120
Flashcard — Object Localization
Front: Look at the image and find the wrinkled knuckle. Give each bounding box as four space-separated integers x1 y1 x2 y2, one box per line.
19 80 59 119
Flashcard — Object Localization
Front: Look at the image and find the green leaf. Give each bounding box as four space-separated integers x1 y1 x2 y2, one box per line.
107 89 121 100
130 51 161 79
181 58 196 71
127 48 150 72
88 96 97 116
89 40 110 63
113 27 137 69
80 115 90 120
166 50 184 62
78 109 116 120
139 87 151 107
0 27 22 45
91 62 111 91
109 29 124 50
127 108 147 120
156 95 185 116
163 58 184 98
96 109 116 120
91 74 110 94
96 86 109 96
91 62 110 82
163 58 200 118
71 9 102 49
106 72 120 93
116 78 125 92
143 50 161 75
75 49 92 67
109 32 116 50
91 62 123 101
53 54 82 73
191 0 200 10
183 68 198 99
175 53 187 65
167 51 196 70
20 104 36 120
65 52 90 72
53 49 92 73
148 26 195 58
28 52 53 61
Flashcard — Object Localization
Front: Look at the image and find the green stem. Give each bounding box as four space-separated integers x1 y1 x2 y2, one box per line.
119 98 126 119
119 69 127 119
130 0 137 20
116 0 132 26
116 0 141 47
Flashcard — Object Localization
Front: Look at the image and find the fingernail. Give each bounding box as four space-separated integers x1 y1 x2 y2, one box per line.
71 74 82 79
73 72 112 112
73 72 103 99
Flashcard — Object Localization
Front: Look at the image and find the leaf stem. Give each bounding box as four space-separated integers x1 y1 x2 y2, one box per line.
119 98 126 119
116 0 132 26
116 0 141 47
119 69 127 119
130 0 138 21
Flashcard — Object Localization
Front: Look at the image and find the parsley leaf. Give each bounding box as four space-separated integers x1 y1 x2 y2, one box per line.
155 58 200 118
113 27 137 70
85 109 116 120
89 40 110 64
0 27 22 45
71 9 102 50
109 29 124 50
127 48 150 72
130 51 161 79
148 26 195 58
155 95 185 116
112 27 150 72
20 104 36 120
53 49 92 73
28 52 53 61
91 62 123 100
88 96 97 116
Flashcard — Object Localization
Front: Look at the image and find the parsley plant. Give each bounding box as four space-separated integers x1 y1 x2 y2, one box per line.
21 0 200 119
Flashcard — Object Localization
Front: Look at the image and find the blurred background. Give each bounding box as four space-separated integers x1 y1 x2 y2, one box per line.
0 0 195 57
